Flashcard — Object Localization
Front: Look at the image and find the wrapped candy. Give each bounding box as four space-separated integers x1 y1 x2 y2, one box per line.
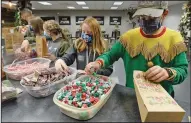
57 76 112 108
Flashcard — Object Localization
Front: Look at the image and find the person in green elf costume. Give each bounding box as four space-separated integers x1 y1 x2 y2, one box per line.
85 1 188 98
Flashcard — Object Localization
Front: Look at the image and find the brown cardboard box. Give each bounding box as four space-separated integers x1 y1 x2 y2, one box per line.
133 70 185 122
36 36 48 57
4 32 24 52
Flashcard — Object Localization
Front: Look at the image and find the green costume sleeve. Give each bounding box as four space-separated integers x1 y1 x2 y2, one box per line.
169 52 188 85
97 41 126 68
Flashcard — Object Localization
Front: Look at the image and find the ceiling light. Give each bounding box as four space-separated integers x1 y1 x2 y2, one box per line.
113 2 123 5
2 1 16 6
76 1 86 5
32 8 35 9
111 7 118 9
67 6 75 9
38 2 52 5
82 6 89 9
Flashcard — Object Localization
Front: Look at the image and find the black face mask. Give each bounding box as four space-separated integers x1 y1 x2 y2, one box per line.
139 17 162 35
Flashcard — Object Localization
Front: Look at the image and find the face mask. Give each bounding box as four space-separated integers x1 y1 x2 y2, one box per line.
29 25 34 32
81 32 93 43
43 31 52 39
139 17 162 35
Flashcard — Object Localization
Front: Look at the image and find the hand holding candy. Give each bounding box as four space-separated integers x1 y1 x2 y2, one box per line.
55 59 69 73
145 65 169 83
85 62 101 75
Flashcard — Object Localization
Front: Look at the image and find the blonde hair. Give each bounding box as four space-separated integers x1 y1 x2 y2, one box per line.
75 17 105 55
43 20 68 41
29 16 44 35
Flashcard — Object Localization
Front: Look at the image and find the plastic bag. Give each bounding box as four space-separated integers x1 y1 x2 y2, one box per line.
2 80 17 102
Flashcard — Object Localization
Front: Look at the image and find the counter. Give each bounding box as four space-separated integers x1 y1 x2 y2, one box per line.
2 80 190 122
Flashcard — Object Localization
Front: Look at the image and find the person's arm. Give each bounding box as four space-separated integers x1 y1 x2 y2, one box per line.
167 52 188 85
57 41 70 57
96 65 113 76
96 41 126 68
56 44 77 66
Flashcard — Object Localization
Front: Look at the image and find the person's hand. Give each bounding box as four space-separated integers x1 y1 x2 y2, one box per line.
43 53 56 61
77 70 86 75
85 62 101 75
55 59 69 72
21 40 30 52
145 65 169 83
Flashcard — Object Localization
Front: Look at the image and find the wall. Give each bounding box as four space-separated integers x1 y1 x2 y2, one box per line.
163 3 184 31
33 10 133 37
33 3 184 37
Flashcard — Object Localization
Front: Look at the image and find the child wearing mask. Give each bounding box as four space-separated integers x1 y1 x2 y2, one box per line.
85 1 188 98
43 20 70 61
55 17 113 76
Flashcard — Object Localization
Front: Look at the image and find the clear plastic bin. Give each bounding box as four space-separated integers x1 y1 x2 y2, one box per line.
20 67 78 98
53 75 116 120
3 58 51 80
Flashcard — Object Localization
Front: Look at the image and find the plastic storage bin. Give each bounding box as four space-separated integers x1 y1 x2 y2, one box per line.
3 58 51 80
20 67 78 98
53 75 116 120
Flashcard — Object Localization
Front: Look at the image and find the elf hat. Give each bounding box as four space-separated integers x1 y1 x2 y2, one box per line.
133 1 168 18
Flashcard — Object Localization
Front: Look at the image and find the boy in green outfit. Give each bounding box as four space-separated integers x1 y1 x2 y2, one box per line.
85 1 188 98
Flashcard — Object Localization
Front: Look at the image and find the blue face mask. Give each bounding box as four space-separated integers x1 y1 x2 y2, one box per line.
81 32 93 43
43 31 52 40
139 17 162 35
29 25 34 32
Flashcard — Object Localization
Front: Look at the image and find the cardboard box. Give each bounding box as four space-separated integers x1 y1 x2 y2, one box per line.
4 32 24 52
133 70 185 122
36 36 48 57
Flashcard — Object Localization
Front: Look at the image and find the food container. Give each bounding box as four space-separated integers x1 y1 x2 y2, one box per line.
3 58 51 80
20 67 78 98
53 75 116 120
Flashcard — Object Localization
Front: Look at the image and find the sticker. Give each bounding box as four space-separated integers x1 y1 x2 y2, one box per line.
78 55 85 61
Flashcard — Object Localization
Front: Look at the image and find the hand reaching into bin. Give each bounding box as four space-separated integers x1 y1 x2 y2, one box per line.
85 60 102 75
55 59 70 74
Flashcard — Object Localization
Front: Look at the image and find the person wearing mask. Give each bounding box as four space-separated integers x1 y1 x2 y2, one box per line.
15 16 51 60
55 17 113 76
19 8 36 44
43 20 70 61
85 1 188 98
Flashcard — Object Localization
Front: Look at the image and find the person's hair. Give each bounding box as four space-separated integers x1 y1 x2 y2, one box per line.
43 20 68 41
75 17 105 55
20 8 32 15
29 16 44 35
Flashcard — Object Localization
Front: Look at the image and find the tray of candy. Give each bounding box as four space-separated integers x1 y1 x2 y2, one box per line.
53 75 116 120
3 58 51 80
20 67 78 98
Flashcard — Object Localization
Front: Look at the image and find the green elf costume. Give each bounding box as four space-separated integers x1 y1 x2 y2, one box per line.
89 1 188 97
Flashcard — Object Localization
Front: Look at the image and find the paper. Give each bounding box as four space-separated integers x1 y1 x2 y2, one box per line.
36 36 48 57
133 70 185 122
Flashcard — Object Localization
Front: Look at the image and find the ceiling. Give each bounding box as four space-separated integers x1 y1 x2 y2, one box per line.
2 1 187 10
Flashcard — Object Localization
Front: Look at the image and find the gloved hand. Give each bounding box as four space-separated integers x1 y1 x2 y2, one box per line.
55 59 69 73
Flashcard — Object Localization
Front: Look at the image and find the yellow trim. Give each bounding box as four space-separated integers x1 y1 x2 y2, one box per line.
119 27 187 63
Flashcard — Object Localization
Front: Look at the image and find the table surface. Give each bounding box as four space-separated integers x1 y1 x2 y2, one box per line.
2 80 190 122
1 45 190 122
